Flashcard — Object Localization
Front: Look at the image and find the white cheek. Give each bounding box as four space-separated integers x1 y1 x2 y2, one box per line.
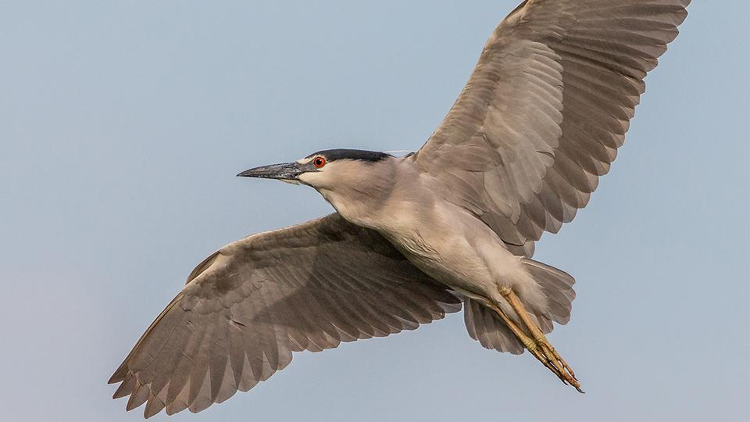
299 170 333 189
298 172 320 184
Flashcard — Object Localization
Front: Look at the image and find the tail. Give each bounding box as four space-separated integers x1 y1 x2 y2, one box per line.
464 298 524 354
521 258 576 328
463 258 575 353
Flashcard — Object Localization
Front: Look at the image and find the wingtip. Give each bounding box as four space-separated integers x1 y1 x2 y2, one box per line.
108 365 127 384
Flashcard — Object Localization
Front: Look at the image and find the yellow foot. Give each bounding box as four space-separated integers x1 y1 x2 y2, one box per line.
534 333 583 393
498 288 584 393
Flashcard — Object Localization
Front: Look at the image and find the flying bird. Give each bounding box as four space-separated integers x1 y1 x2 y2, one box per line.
110 0 690 417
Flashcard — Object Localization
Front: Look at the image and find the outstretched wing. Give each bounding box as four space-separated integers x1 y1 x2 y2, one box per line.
109 213 461 418
412 0 690 256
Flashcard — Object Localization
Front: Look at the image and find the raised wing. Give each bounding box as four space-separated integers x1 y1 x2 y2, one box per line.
109 213 461 418
412 0 690 256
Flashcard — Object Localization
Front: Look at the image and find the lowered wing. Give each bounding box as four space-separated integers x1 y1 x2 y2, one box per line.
109 213 460 417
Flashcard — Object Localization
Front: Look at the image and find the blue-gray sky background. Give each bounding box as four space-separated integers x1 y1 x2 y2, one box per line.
1 1 748 421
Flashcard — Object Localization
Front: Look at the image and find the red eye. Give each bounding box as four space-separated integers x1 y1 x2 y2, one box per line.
313 157 326 168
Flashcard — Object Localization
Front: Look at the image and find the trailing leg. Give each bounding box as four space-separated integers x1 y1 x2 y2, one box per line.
498 287 583 392
485 302 566 379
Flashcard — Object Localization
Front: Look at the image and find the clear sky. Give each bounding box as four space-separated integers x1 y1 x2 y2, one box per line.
1 1 748 421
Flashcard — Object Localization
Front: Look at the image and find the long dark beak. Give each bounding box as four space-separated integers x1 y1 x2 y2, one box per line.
237 162 303 181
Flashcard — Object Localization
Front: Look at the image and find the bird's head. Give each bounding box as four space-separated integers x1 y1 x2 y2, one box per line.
238 148 395 198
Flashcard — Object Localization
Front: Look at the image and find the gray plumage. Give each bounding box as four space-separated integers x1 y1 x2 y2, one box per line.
414 0 689 257
110 214 460 416
110 0 690 417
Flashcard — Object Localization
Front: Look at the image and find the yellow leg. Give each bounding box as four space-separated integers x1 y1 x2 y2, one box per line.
498 288 584 393
487 302 565 379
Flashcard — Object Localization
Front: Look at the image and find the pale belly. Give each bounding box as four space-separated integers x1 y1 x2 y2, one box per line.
378 205 524 301
324 169 530 301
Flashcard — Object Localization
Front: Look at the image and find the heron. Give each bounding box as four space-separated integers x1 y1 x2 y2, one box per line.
110 0 690 417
